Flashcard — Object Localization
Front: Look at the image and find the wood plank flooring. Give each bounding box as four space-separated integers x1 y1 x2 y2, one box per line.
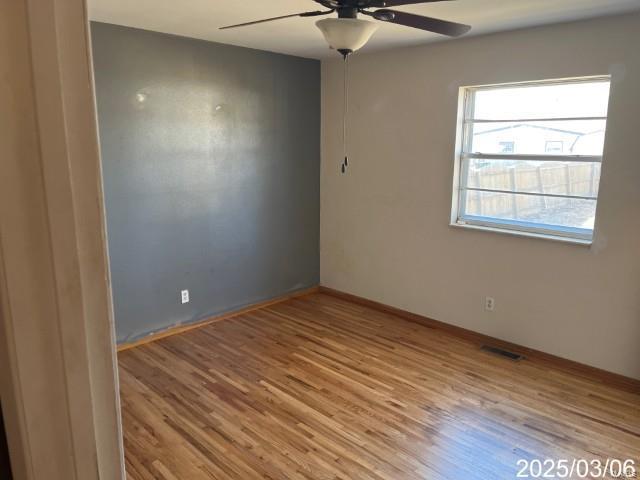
119 293 640 480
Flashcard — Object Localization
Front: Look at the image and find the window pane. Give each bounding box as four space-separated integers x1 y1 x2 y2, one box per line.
463 191 596 230
468 120 606 156
466 159 601 197
472 81 610 120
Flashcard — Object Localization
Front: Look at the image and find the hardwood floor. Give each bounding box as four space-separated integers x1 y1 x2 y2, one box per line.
119 293 640 480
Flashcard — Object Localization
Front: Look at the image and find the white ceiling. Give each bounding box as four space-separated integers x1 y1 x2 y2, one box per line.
89 0 640 59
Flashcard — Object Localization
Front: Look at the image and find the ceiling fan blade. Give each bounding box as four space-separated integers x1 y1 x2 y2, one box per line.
313 0 338 7
373 9 471 36
220 10 332 30
370 0 453 6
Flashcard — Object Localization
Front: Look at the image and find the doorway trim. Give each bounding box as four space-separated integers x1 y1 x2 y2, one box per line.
0 0 125 478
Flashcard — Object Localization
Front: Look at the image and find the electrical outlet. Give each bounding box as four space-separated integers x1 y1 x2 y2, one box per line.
181 289 189 304
485 296 495 312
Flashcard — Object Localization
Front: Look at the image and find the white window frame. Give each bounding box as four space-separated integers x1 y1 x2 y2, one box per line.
451 76 611 245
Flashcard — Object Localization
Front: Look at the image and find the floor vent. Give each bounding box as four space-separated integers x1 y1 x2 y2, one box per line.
481 345 524 361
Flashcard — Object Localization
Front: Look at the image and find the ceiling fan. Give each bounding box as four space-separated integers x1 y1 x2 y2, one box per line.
221 1 471 175
220 0 471 57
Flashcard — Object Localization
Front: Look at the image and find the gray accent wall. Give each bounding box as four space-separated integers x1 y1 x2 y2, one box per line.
91 22 320 343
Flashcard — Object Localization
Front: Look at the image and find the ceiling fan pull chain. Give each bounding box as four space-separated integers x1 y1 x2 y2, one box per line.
342 53 349 174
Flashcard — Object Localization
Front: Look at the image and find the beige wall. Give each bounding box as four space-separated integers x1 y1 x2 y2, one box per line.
321 13 640 379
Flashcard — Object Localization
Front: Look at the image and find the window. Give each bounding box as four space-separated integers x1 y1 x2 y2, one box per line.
545 141 563 153
452 77 611 243
499 141 515 153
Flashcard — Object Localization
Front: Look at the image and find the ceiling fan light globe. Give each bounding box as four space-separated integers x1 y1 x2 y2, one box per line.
315 18 379 53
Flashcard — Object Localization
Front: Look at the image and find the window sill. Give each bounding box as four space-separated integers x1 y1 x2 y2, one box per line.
450 222 593 246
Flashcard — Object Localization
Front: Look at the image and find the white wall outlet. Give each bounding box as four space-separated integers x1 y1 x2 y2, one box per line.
485 296 495 312
181 289 190 304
